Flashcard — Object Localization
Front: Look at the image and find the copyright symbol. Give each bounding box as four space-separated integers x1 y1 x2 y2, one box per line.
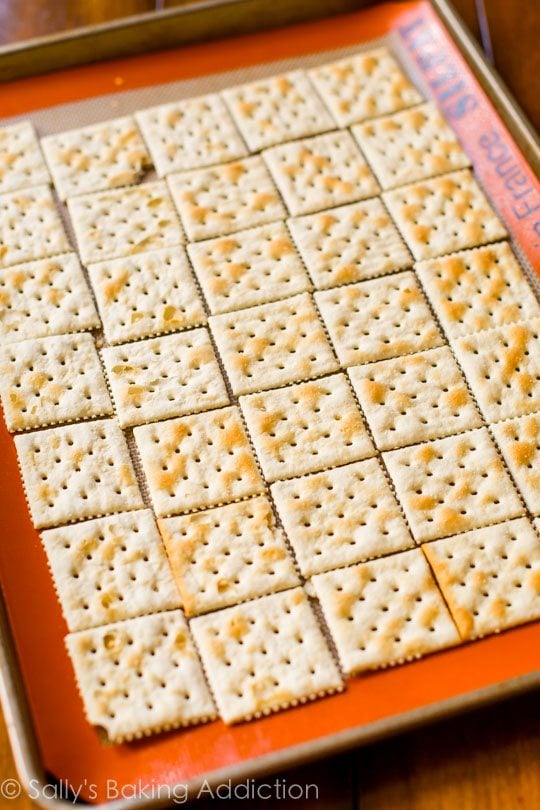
1 779 21 799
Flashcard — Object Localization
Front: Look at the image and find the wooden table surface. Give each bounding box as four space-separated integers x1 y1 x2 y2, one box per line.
0 1 538 807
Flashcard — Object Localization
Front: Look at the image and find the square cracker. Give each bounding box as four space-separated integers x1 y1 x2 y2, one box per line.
352 102 470 190
167 156 285 242
0 333 112 432
41 116 151 200
315 271 443 367
452 319 540 422
271 458 413 577
133 405 264 518
383 428 525 543
491 414 540 516
222 69 335 152
158 496 299 616
311 549 459 674
0 121 50 193
308 48 422 128
87 247 206 345
263 131 379 217
66 610 215 742
415 243 540 339
0 253 99 343
240 374 375 482
288 198 411 290
41 509 180 632
102 329 228 428
209 293 338 396
190 588 342 723
187 222 311 314
0 185 70 269
424 518 540 640
67 181 183 265
135 93 247 177
383 169 507 261
349 346 482 451
15 418 144 529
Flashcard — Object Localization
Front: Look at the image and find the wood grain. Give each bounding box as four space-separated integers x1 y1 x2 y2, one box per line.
0 1 538 808
0 0 156 45
356 691 540 810
451 0 540 131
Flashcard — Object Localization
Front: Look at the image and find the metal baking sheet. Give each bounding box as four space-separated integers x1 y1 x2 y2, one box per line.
0 2 539 807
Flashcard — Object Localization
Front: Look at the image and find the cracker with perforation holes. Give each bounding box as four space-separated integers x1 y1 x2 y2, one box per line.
352 102 470 190
309 48 422 128
222 70 335 152
15 419 143 528
0 333 112 432
135 93 247 177
190 587 342 724
491 415 540 516
415 243 540 338
41 116 151 200
271 458 413 578
312 549 459 674
349 346 482 451
0 121 50 193
134 405 263 517
41 509 180 632
87 247 206 344
209 293 338 396
66 610 215 742
383 170 507 261
67 181 183 265
452 319 540 422
288 198 411 290
315 271 443 367
167 156 285 242
158 496 299 616
0 185 71 269
240 374 374 482
423 518 540 640
263 131 379 217
0 253 100 343
187 222 311 314
102 329 228 428
383 428 524 543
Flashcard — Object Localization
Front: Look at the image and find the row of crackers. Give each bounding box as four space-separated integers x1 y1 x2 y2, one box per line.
0 132 506 269
1 47 442 200
0 43 511 284
3 242 540 499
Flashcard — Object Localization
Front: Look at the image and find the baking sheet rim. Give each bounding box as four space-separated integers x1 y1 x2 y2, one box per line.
0 1 539 807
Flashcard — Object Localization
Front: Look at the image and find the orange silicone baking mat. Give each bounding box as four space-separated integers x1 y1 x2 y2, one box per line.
0 2 539 804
